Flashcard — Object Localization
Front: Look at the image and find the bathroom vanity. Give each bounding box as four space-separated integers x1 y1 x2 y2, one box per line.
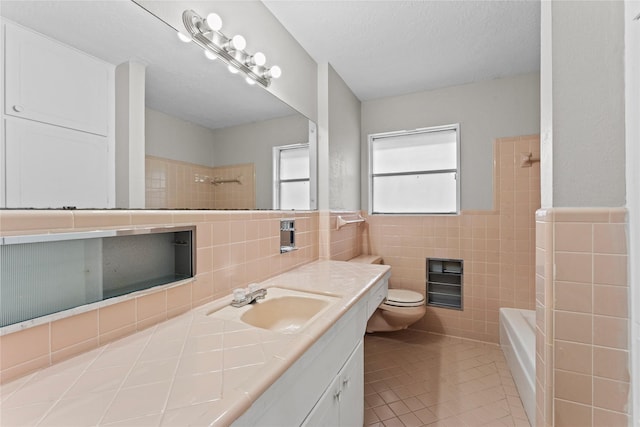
0 260 389 426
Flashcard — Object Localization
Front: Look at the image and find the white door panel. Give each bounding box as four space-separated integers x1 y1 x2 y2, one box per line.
5 119 110 208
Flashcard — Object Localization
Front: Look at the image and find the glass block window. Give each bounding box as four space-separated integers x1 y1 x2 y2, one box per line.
369 124 460 214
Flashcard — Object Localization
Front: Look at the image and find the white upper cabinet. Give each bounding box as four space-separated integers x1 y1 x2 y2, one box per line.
5 119 110 208
4 22 110 136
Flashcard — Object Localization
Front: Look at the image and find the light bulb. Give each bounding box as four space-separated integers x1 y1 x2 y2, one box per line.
230 34 246 51
204 50 217 61
206 13 222 31
245 77 256 85
177 32 191 43
253 52 266 66
228 65 239 74
266 65 282 79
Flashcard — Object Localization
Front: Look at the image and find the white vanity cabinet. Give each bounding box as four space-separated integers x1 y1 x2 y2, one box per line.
302 340 364 427
1 20 114 208
232 273 388 427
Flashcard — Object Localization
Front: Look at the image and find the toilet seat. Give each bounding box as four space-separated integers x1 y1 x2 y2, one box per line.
383 289 425 308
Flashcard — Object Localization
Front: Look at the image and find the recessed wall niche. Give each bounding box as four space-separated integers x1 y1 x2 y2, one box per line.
0 226 194 327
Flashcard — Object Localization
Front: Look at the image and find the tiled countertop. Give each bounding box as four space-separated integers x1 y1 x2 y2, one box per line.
0 260 390 426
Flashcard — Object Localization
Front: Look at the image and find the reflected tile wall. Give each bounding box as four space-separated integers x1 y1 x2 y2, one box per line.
145 156 256 210
0 210 319 384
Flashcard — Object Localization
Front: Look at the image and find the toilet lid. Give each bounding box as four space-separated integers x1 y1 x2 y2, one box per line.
384 289 425 307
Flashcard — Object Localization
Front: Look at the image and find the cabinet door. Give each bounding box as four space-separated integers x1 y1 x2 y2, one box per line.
4 22 110 136
339 340 364 426
5 119 110 208
301 375 341 427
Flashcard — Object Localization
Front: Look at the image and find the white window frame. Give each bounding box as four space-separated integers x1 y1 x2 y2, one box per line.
272 143 310 210
368 124 460 215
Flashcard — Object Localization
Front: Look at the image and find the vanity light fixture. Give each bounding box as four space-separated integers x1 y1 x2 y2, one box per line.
181 9 281 87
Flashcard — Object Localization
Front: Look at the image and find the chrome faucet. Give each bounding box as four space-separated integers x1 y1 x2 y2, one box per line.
231 285 267 307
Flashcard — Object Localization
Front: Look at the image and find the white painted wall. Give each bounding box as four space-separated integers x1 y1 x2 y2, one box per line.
145 108 215 167
625 2 640 424
361 73 540 211
115 62 146 209
328 65 361 211
551 1 626 207
211 115 310 209
540 1 553 209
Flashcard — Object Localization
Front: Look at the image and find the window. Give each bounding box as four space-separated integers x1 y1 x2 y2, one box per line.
273 143 310 210
368 124 460 214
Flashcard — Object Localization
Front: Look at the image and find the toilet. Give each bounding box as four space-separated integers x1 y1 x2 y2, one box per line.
347 255 427 333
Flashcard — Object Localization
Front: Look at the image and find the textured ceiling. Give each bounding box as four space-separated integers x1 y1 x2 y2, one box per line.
264 0 541 101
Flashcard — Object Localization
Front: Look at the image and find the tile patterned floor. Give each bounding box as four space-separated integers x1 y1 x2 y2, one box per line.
364 330 531 427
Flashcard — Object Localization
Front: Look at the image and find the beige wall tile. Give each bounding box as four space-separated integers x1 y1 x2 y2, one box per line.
554 252 592 284
593 377 630 412
51 311 98 352
0 324 49 370
0 210 74 232
72 211 131 229
555 311 592 344
593 347 630 382
593 316 628 349
136 291 167 322
554 340 592 375
0 356 50 383
593 408 629 426
554 281 592 313
99 300 136 335
51 338 99 364
196 247 213 274
593 285 628 318
553 208 610 223
554 223 592 253
167 284 191 313
554 399 592 427
593 223 627 255
593 255 628 286
554 370 592 405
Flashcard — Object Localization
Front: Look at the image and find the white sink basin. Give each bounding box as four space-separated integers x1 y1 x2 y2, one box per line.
206 287 340 333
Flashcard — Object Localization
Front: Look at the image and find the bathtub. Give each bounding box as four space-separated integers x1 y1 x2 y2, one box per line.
499 308 535 426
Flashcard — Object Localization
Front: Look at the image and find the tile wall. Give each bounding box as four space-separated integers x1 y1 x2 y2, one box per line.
145 156 256 209
535 208 630 426
0 209 318 384
360 135 540 343
329 211 364 261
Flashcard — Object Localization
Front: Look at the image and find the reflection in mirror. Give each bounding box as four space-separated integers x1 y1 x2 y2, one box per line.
0 0 316 210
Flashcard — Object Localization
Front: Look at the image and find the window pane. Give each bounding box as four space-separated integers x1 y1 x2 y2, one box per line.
280 181 310 210
372 172 457 213
372 129 456 174
280 147 309 180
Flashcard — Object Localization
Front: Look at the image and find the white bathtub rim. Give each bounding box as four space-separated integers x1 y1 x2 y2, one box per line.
500 307 535 427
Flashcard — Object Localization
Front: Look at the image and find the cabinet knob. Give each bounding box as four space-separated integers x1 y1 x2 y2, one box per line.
334 389 342 402
12 105 24 113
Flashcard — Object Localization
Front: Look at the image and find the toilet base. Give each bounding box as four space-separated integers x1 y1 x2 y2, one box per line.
366 304 426 333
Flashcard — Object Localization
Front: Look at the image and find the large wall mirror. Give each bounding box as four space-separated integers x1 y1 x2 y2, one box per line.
0 0 317 210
